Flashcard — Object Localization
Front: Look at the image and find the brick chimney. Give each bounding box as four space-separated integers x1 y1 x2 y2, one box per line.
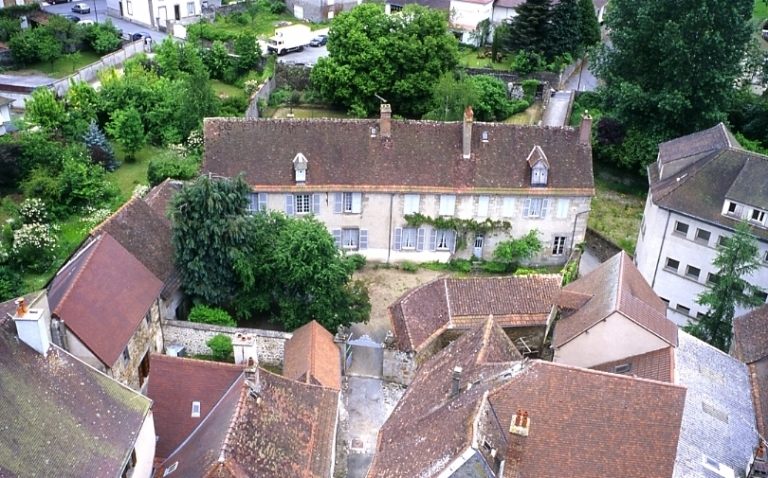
232 333 258 366
509 409 531 437
380 103 392 139
451 366 463 397
463 106 473 159
11 297 51 357
579 111 592 145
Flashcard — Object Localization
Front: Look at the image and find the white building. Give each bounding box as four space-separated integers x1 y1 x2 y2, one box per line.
634 124 768 326
107 0 200 30
449 0 494 45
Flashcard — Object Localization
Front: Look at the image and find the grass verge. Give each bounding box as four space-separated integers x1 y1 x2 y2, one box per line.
20 51 101 79
588 162 647 254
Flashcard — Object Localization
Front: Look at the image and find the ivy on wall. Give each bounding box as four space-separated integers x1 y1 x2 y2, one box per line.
404 213 513 251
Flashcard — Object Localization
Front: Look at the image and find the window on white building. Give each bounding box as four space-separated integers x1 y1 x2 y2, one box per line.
685 265 701 280
756 290 768 303
523 198 548 218
401 228 417 249
707 273 719 285
295 194 311 214
122 346 130 362
501 197 515 217
751 208 766 224
763 250 768 263
552 236 566 255
186 1 194 14
674 221 689 236
695 228 711 244
725 201 742 217
126 0 133 14
342 192 362 213
676 304 691 315
664 258 680 272
341 229 359 250
556 199 569 219
435 230 453 251
439 195 456 216
477 196 489 217
403 194 420 215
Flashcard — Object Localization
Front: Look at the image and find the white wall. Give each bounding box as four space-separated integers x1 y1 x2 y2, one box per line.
119 0 200 29
449 0 493 40
553 312 670 368
491 5 517 24
131 411 157 478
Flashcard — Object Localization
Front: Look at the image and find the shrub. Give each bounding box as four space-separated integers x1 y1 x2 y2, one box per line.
18 198 49 225
448 258 472 273
0 17 20 42
345 253 367 271
11 222 58 272
189 305 237 327
220 95 248 117
0 265 22 302
84 21 121 54
480 260 511 274
206 334 233 361
400 260 418 273
147 153 199 186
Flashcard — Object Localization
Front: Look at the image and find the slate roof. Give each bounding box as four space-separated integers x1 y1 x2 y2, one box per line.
147 354 244 459
591 346 675 383
48 233 164 366
0 313 152 478
283 320 341 390
144 178 183 224
203 118 594 194
369 319 687 478
650 124 768 240
157 365 339 478
672 331 759 478
390 275 561 352
733 304 768 364
553 251 678 348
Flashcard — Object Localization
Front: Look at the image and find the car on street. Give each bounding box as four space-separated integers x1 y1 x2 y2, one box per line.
79 19 96 26
309 34 327 47
131 32 152 41
62 13 81 22
48 0 72 4
71 3 90 13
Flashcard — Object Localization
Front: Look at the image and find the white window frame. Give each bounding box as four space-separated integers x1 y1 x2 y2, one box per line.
439 195 456 216
191 401 201 418
403 194 420 215
327 10 334 18
685 265 701 280
676 304 691 316
664 257 680 272
552 236 566 255
126 0 133 15
295 194 311 214
401 227 417 250
763 250 768 263
673 220 689 236
477 196 489 217
725 201 742 218
531 165 547 186
751 208 766 225
695 228 711 244
186 1 194 14
342 192 362 214
526 198 543 218
556 199 569 219
163 462 178 476
436 229 452 251
341 228 359 250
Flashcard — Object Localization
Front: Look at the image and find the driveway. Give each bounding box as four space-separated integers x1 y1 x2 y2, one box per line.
563 57 599 92
41 0 168 41
542 90 572 127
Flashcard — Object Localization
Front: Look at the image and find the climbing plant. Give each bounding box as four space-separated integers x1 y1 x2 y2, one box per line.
404 213 512 251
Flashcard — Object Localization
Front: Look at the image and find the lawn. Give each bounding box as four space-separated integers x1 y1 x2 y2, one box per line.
458 48 513 70
505 102 543 125
210 79 246 99
108 145 160 200
753 0 768 49
201 10 320 40
588 164 647 254
20 51 102 79
269 106 352 119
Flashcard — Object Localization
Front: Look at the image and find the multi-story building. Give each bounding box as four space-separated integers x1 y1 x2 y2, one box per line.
106 0 200 31
203 105 594 265
634 124 768 325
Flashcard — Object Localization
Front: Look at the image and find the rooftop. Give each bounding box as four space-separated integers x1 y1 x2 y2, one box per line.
591 346 675 383
283 320 342 390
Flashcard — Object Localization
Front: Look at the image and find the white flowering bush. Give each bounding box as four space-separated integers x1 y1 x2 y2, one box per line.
12 223 58 272
244 79 261 96
0 243 9 265
186 129 204 154
168 143 189 159
83 206 112 228
18 198 49 225
132 184 150 198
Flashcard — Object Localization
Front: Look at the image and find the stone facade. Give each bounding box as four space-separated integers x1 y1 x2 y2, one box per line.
107 301 163 390
162 319 291 367
382 347 417 386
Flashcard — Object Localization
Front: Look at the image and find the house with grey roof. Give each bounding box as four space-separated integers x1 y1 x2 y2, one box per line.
203 106 594 265
0 293 156 478
634 123 768 325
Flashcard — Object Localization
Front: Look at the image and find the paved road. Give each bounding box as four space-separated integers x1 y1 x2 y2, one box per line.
542 90 572 127
41 0 168 42
563 57 599 92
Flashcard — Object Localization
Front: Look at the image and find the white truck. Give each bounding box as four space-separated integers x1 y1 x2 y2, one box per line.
267 24 313 56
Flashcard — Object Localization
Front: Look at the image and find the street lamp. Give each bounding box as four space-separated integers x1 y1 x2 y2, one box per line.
93 0 98 22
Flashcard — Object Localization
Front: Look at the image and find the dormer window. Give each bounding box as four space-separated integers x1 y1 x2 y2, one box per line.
751 208 766 225
292 153 308 183
526 145 549 187
724 200 742 218
191 401 201 418
532 165 548 186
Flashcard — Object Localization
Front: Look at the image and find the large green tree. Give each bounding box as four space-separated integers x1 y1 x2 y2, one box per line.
311 3 458 117
577 0 600 48
685 222 766 351
546 0 582 58
106 107 146 160
503 0 552 55
594 0 752 140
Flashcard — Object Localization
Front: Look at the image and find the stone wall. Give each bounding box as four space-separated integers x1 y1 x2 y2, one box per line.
585 227 622 262
382 347 417 386
245 74 276 119
109 300 163 390
161 319 292 366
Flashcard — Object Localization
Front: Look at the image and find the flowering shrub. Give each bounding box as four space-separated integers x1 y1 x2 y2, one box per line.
132 184 150 198
82 206 112 228
12 222 58 272
186 129 204 155
18 198 49 225
244 79 261 96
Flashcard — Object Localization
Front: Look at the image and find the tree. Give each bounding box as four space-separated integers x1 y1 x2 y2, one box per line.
468 75 516 121
35 28 64 66
577 0 600 48
0 266 23 302
594 0 752 142
83 120 118 171
311 3 459 117
0 17 20 42
207 334 233 360
107 107 146 160
469 19 491 49
233 32 261 74
64 81 100 139
546 0 581 58
493 230 542 270
423 73 479 121
25 88 66 131
84 21 122 54
205 40 231 80
503 0 552 55
188 305 237 327
171 175 253 307
685 222 766 351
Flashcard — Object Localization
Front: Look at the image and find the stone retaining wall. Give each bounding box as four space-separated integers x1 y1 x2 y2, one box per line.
161 319 291 366
585 227 623 262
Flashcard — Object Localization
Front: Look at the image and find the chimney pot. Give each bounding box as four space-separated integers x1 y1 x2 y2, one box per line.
15 297 28 316
510 409 530 437
579 111 592 145
380 103 392 138
451 366 463 397
462 106 473 159
12 296 51 357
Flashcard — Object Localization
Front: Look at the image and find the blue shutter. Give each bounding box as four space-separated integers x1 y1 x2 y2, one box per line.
541 198 550 218
523 198 531 217
416 228 425 252
448 231 456 252
334 193 343 214
359 229 368 250
393 228 402 251
312 194 321 214
332 229 342 248
258 193 268 212
285 194 294 216
429 229 437 251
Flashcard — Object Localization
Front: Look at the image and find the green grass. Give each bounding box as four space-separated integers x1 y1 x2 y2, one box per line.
108 145 161 200
269 106 352 119
505 103 543 125
210 79 245 99
588 163 647 254
21 51 101 79
457 48 513 70
204 11 310 39
753 0 768 49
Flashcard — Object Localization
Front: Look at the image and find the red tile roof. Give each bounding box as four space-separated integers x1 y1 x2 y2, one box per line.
146 354 244 459
144 178 182 224
553 251 677 348
48 233 164 366
283 320 341 390
590 346 675 383
390 275 560 352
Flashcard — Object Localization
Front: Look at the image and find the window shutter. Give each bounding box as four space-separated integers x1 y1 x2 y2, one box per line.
541 198 550 218
332 229 342 248
416 228 425 252
556 198 569 219
334 193 342 214
359 229 368 250
429 229 437 251
447 231 456 252
285 194 294 216
523 198 531 218
477 196 490 217
258 193 268 212
312 194 321 214
393 228 402 251
502 197 515 217
351 193 362 213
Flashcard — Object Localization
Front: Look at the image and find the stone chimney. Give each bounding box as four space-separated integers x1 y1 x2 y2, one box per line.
11 297 51 357
232 333 258 366
509 409 530 437
380 103 392 139
579 111 592 145
463 106 473 159
451 366 463 397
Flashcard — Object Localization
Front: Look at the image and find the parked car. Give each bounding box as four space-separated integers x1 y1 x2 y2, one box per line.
49 0 72 4
71 3 90 13
62 14 81 22
131 32 152 41
309 34 327 47
79 19 96 26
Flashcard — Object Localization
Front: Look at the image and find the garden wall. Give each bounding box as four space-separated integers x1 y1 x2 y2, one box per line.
585 227 623 262
245 74 276 118
161 319 292 366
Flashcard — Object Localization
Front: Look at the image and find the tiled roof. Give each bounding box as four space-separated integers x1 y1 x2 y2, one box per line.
553 251 677 348
144 178 183 224
158 366 339 478
0 318 152 478
370 319 687 478
93 197 175 283
591 346 675 383
673 331 759 478
657 123 736 166
649 124 768 240
733 304 768 364
283 320 341 390
147 354 244 459
48 233 164 366
203 118 594 194
494 0 525 8
390 275 561 352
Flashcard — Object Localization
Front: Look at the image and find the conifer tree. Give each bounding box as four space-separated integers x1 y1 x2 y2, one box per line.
83 120 118 172
504 0 552 54
577 0 601 48
546 0 582 58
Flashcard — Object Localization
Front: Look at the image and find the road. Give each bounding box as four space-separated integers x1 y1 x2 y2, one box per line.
41 0 168 42
542 90 572 127
563 57 599 92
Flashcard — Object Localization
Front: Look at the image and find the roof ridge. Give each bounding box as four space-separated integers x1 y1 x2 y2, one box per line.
90 197 141 235
308 320 318 385
53 234 106 316
219 381 248 464
152 353 245 371
653 149 726 203
615 251 626 312
475 317 495 365
534 360 686 390
445 278 453 322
